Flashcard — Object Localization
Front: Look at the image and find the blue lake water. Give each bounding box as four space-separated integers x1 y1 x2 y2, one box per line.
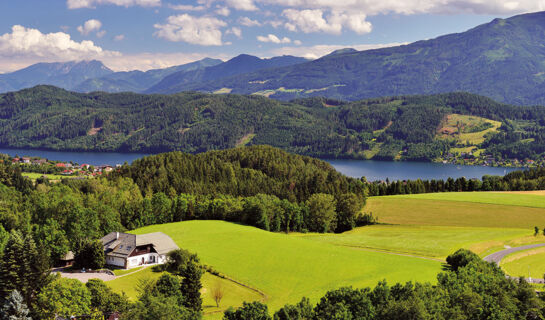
0 147 523 181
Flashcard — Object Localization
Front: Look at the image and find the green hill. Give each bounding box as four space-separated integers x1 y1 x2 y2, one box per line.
131 220 442 310
182 11 545 106
3 86 545 162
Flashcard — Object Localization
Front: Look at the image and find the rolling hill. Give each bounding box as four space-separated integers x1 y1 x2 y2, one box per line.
2 86 545 163
179 11 545 106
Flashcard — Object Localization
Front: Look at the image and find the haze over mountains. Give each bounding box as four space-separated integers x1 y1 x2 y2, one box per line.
0 55 308 94
2 11 545 105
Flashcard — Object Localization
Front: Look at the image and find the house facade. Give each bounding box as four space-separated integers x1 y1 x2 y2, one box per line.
101 232 179 269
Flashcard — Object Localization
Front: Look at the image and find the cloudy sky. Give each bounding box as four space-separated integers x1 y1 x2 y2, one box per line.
0 0 544 73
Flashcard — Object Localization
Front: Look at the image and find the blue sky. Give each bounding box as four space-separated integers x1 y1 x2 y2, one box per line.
0 0 542 72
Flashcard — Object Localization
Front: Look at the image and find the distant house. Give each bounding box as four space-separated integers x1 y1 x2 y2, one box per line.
101 232 179 269
32 159 47 165
55 163 66 168
21 157 31 163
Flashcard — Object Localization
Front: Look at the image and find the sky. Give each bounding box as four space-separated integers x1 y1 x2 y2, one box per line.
0 0 544 73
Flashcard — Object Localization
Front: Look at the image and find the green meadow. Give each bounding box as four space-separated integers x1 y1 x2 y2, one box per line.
366 196 545 228
298 225 532 258
129 221 441 311
107 267 263 319
384 192 545 209
104 191 545 318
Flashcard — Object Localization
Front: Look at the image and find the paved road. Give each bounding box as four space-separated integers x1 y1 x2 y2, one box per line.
483 243 545 264
483 243 545 284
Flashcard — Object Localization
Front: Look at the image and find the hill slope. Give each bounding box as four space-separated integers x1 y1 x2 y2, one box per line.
146 54 308 94
0 60 113 93
185 11 545 106
132 220 441 310
73 58 222 93
2 86 545 163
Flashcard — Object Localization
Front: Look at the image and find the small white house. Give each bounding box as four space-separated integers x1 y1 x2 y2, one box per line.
101 231 179 269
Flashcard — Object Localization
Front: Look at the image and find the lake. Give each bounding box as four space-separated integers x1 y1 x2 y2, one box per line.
0 147 523 181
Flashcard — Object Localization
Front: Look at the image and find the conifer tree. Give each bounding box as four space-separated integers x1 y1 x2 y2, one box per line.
0 231 24 301
181 262 203 312
0 290 31 320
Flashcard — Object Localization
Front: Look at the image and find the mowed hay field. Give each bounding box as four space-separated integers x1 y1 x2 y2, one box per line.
366 193 545 228
298 225 531 258
131 221 441 311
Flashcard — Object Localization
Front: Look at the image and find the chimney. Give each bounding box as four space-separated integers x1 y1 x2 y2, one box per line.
116 232 119 240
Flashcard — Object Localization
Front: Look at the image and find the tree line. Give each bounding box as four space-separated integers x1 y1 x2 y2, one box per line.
366 167 545 196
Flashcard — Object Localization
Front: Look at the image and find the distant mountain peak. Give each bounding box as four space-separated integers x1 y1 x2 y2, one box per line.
324 48 358 57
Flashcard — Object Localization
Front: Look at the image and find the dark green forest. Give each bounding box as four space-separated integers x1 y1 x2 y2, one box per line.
3 86 545 163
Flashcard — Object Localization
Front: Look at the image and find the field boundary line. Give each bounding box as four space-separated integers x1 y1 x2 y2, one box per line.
202 271 269 316
380 196 545 210
339 244 444 262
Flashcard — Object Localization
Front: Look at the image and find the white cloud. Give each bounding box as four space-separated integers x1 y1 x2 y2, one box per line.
67 0 161 9
225 0 257 11
0 25 120 72
226 27 242 38
202 0 545 36
257 33 291 44
271 42 406 59
293 39 302 45
216 6 231 16
77 19 103 35
101 52 229 71
253 0 545 15
168 4 206 11
114 34 125 41
154 14 227 46
238 16 261 27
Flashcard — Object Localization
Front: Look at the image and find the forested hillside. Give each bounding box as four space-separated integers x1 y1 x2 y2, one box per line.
184 11 545 106
3 86 545 163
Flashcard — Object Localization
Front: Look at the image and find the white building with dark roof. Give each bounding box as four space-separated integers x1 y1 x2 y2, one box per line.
101 232 179 269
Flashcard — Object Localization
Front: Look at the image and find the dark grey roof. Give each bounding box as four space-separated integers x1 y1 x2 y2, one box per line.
101 232 136 258
101 232 179 258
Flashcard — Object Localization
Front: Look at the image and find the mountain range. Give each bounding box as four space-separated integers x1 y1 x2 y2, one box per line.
2 11 545 105
0 55 308 94
156 10 545 106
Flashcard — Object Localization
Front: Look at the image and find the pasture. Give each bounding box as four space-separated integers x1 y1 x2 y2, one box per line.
107 267 263 318
437 114 501 144
366 196 545 229
130 221 441 311
299 225 532 258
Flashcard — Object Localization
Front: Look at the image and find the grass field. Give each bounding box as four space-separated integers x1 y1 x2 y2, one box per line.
21 172 66 181
384 192 545 209
107 267 263 319
112 266 143 276
501 247 545 279
298 225 532 258
437 114 501 144
366 196 545 229
130 221 441 311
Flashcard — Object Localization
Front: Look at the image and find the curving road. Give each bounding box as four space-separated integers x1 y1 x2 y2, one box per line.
483 243 545 283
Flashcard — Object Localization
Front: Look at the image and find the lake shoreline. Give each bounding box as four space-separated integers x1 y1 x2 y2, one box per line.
1 147 525 181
